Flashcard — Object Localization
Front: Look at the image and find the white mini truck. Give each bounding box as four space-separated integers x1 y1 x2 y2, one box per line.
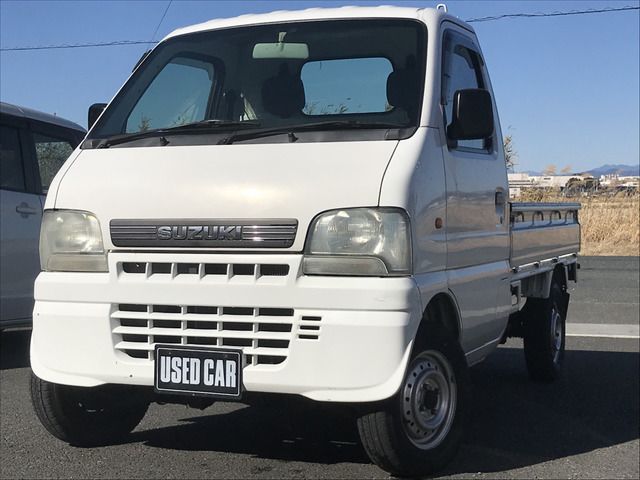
31 6 580 476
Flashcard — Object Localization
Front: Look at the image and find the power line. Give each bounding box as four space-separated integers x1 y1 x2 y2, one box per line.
150 0 173 43
1 4 638 52
1 40 156 52
466 5 639 23
1 0 174 52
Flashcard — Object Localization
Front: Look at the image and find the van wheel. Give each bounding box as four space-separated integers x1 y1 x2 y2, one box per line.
30 373 149 446
523 281 567 382
356 330 468 477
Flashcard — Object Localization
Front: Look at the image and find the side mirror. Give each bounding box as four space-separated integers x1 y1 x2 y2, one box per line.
88 103 107 130
447 88 494 141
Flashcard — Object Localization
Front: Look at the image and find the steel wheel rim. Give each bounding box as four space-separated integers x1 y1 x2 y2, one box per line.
550 305 563 364
401 351 457 449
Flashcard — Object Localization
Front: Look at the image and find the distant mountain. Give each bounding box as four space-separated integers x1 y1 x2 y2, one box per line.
517 164 639 177
586 164 639 177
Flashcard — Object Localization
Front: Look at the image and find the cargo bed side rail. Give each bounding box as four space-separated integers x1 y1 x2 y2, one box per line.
510 202 581 224
509 202 581 306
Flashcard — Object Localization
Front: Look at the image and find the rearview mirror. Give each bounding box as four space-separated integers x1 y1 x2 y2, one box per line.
447 89 494 141
252 42 309 59
88 103 107 130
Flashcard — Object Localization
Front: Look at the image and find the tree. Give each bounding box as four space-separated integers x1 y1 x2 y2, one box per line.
583 177 599 191
304 102 349 115
564 177 583 195
503 135 517 171
35 141 73 190
560 165 572 174
137 115 151 132
543 164 557 175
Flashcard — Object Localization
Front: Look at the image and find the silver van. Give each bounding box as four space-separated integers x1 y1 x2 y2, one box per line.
0 102 85 330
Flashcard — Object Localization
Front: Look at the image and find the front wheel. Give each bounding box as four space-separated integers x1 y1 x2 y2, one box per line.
356 330 468 477
30 373 150 446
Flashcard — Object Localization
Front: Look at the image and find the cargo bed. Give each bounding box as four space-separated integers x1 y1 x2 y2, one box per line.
510 202 581 270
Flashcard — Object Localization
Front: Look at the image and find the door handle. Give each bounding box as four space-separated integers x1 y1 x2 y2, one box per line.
495 189 506 225
16 202 38 216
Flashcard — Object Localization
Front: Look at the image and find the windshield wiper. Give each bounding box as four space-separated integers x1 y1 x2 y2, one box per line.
217 120 407 145
166 119 261 131
95 119 261 149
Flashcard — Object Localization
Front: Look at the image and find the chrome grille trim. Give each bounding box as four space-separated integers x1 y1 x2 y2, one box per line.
110 219 297 248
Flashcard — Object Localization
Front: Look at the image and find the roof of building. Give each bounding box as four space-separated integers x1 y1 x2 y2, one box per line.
0 102 85 132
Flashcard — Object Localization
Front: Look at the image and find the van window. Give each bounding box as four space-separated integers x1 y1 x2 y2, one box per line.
0 126 25 191
301 58 393 115
442 37 488 151
33 133 74 192
125 57 215 133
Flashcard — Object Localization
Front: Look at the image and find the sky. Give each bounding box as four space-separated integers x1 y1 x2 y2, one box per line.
1 0 638 173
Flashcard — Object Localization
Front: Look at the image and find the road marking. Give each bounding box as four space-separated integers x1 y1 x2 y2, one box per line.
572 300 639 306
566 322 640 339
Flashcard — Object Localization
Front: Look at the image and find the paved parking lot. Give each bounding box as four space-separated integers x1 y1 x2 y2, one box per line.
1 256 638 479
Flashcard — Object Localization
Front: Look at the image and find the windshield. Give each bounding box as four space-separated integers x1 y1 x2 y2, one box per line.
85 19 426 147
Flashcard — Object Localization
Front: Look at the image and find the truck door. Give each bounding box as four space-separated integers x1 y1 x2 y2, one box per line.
0 122 43 325
440 27 511 359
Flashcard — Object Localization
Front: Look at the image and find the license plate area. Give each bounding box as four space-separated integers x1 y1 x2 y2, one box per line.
154 345 242 398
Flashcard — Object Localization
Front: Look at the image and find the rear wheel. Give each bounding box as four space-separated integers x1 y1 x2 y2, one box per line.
523 280 568 382
357 329 468 477
30 373 150 446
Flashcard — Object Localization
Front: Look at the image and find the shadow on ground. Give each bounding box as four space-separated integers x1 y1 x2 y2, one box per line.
442 346 639 475
134 400 369 466
131 346 639 475
2 329 638 475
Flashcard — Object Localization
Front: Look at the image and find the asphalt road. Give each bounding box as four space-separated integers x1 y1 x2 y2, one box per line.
567 256 640 326
1 256 638 479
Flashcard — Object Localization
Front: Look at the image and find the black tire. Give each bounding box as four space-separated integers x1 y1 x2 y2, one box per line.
356 329 469 477
523 280 569 382
30 373 150 446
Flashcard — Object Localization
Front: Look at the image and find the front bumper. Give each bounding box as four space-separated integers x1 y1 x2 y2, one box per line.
31 252 422 402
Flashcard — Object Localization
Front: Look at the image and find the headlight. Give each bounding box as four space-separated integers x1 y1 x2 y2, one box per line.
303 208 411 276
40 210 108 272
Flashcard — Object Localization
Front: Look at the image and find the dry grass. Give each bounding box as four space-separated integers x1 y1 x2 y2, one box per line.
516 190 640 256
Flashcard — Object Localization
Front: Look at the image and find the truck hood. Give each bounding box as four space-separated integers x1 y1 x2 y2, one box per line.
54 141 398 251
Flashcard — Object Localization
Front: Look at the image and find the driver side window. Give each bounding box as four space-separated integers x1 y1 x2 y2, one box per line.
126 57 215 133
441 34 488 151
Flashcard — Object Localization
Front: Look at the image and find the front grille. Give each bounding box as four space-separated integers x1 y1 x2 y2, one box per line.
112 304 301 365
298 316 322 340
119 261 290 279
110 220 297 248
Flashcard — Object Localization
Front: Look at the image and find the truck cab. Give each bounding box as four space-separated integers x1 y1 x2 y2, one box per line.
30 6 579 476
